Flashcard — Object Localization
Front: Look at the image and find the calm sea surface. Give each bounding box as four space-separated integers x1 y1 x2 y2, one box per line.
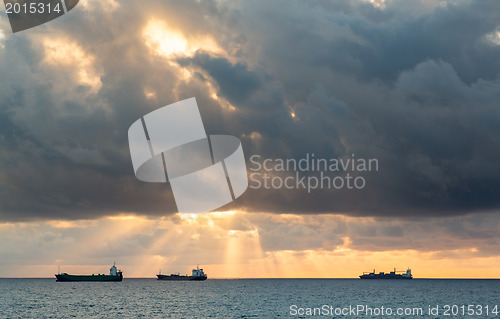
1 279 499 318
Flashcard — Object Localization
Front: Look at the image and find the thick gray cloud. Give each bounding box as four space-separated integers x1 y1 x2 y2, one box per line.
0 0 499 221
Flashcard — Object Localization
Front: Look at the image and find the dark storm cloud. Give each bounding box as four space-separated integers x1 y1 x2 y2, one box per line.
0 0 499 220
178 53 261 104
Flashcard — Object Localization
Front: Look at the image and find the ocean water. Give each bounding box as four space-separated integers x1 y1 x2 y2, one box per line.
1 278 499 318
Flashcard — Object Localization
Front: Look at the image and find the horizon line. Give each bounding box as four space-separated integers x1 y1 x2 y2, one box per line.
1 277 500 280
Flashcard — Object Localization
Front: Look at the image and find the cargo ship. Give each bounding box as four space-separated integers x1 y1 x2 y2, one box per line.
55 263 123 282
157 265 207 281
359 268 412 279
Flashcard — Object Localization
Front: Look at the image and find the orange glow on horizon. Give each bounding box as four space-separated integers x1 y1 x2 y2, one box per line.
1 212 500 279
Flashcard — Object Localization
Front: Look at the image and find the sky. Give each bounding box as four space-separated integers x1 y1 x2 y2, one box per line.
0 0 500 278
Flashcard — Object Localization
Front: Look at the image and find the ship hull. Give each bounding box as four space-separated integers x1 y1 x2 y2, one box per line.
157 274 207 281
55 274 123 282
359 275 412 279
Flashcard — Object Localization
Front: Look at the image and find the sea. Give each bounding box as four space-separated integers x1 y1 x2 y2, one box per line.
1 279 499 318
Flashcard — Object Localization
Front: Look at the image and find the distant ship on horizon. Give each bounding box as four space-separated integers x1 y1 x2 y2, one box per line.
55 263 123 282
360 268 413 279
157 265 207 281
